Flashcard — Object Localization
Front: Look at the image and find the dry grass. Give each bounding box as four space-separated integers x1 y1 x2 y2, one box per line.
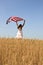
0 38 43 65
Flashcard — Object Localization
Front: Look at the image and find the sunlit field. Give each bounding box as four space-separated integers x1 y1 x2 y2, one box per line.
0 38 43 65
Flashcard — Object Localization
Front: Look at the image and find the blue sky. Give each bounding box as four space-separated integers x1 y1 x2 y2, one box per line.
0 0 43 39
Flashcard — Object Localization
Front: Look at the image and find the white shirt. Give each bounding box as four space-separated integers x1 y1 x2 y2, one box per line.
16 29 23 38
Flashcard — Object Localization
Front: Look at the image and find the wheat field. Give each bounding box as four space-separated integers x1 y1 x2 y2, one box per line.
0 38 43 65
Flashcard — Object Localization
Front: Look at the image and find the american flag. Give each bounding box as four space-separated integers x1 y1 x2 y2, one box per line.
6 16 23 24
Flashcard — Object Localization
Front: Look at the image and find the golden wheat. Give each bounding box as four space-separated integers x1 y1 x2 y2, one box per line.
0 38 43 65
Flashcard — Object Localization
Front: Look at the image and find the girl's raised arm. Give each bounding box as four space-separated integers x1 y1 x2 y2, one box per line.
16 22 18 27
22 20 25 27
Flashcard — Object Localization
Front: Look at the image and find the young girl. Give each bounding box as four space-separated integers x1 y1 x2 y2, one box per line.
16 20 25 38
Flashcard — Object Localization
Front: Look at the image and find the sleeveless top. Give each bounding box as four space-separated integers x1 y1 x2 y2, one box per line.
16 29 23 38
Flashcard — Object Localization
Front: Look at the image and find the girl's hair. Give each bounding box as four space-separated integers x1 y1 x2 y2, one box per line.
17 24 22 29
